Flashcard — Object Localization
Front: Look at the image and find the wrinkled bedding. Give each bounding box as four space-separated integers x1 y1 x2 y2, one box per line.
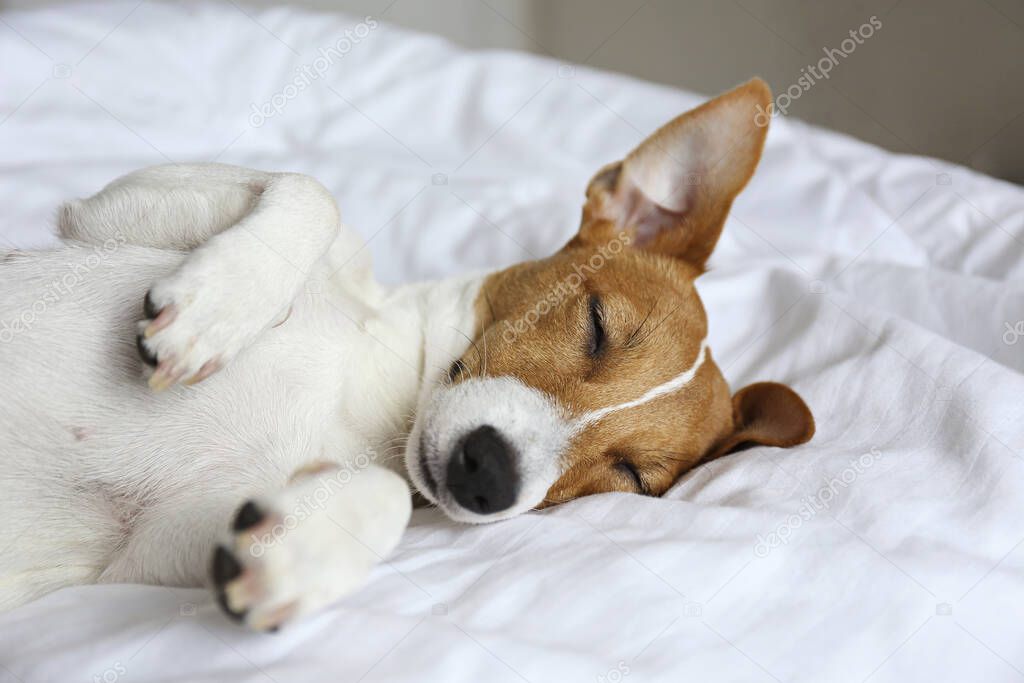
2 3 1024 681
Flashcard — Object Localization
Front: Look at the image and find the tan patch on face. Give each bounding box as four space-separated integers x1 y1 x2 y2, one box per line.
450 245 734 505
438 78 813 511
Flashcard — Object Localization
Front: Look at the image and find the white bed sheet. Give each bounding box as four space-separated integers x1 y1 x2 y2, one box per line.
2 3 1024 682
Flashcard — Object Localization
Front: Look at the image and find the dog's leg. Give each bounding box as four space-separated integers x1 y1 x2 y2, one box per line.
58 163 300 250
0 481 143 612
59 163 341 388
138 167 339 388
208 462 412 631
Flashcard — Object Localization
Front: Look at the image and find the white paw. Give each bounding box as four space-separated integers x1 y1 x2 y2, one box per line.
211 466 411 631
136 234 298 390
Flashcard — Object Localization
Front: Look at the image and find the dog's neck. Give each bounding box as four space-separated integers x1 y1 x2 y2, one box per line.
326 270 482 469
402 272 484 395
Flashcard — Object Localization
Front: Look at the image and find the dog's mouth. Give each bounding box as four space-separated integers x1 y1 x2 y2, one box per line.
417 433 439 499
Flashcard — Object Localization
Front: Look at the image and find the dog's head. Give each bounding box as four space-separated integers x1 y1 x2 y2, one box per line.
406 78 814 523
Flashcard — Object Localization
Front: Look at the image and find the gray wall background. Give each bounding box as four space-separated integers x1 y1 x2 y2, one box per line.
6 0 1023 183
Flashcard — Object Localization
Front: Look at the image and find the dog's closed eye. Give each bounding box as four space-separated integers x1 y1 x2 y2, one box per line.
587 295 606 357
613 458 647 494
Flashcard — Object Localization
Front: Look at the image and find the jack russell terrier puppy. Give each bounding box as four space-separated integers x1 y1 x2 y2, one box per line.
0 78 813 631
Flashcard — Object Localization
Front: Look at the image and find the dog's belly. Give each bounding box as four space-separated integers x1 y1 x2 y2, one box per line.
0 245 419 507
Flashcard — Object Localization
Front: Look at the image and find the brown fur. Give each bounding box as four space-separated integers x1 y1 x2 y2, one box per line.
453 79 814 506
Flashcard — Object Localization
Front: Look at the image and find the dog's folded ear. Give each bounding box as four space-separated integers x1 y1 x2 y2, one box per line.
570 78 772 269
704 382 815 462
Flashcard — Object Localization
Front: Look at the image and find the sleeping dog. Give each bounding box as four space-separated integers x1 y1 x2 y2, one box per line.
0 78 812 630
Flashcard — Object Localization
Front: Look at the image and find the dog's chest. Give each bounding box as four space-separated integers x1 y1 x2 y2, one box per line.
166 299 422 479
51 295 425 497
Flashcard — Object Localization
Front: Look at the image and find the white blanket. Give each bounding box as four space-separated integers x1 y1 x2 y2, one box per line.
2 3 1024 682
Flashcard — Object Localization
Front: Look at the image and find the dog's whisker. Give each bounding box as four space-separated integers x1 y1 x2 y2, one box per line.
483 288 498 326
448 327 482 366
481 327 490 375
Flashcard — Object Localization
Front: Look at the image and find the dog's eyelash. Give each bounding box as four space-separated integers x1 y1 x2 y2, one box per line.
587 295 606 357
615 460 646 494
447 358 467 383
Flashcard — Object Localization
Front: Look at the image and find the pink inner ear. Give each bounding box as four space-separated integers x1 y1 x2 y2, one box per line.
623 129 706 213
612 167 692 247
579 79 771 265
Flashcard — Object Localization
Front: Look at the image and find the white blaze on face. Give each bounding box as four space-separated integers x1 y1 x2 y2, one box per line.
571 337 709 433
408 337 711 523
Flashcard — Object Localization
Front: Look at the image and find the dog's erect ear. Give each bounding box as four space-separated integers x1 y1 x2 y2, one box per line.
570 78 771 269
703 382 815 462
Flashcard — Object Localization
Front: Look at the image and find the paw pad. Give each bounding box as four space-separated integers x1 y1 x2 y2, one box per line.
212 545 242 584
211 545 246 622
233 501 265 532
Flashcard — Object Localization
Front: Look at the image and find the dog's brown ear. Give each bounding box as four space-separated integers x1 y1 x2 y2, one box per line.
570 78 771 269
705 382 814 461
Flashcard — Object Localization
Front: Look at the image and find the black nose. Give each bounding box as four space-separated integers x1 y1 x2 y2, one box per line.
446 425 519 515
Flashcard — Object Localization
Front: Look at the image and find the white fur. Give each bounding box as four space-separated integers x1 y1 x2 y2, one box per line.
223 464 412 629
0 164 477 628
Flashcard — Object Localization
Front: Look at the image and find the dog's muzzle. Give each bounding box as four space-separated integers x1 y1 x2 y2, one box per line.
407 376 570 523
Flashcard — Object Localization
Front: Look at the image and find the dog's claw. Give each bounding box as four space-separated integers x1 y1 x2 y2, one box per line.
249 602 298 632
183 359 221 386
144 303 178 338
216 590 246 623
212 545 255 621
140 305 217 390
136 334 159 367
148 360 184 392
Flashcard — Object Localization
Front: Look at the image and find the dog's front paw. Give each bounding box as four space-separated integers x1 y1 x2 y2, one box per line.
210 469 408 631
136 241 297 390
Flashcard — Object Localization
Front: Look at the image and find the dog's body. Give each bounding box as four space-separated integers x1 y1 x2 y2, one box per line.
0 165 463 624
0 79 814 630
